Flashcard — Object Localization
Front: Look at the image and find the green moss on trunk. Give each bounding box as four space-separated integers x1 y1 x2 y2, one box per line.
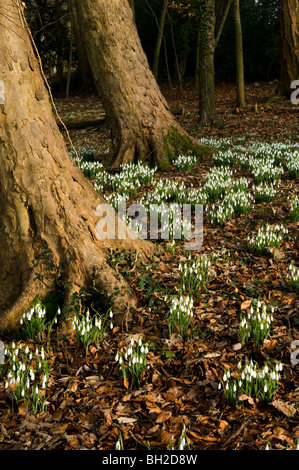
163 127 214 164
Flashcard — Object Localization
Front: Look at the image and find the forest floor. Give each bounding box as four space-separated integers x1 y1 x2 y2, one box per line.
0 80 298 452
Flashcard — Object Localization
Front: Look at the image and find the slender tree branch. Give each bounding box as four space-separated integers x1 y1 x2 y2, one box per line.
214 0 233 48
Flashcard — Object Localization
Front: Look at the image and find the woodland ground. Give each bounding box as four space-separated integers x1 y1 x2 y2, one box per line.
0 80 298 451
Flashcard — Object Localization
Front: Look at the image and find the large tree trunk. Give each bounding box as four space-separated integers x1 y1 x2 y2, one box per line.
0 0 153 333
278 0 299 97
73 0 204 169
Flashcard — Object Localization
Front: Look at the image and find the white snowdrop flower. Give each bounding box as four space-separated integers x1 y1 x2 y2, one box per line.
265 444 270 450
115 441 121 450
130 338 134 346
109 310 113 319
218 383 222 390
233 384 237 393
138 338 142 347
264 384 268 393
139 357 143 365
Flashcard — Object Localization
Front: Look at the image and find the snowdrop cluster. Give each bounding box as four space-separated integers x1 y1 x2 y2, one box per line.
80 160 106 179
223 189 253 215
3 341 50 414
247 223 288 255
212 149 234 167
174 154 198 172
70 145 97 163
20 301 60 340
167 294 194 340
289 195 299 222
285 151 299 178
200 137 232 151
236 153 252 171
178 253 212 296
106 172 141 197
253 182 277 203
104 193 127 212
119 162 157 186
208 201 235 227
115 336 149 389
287 262 299 294
72 308 113 354
139 179 187 210
203 167 233 202
219 359 283 408
239 301 274 346
231 177 250 192
186 187 208 209
20 302 46 329
250 158 284 184
160 206 193 241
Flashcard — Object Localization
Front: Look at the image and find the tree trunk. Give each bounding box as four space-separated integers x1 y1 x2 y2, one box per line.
278 0 299 97
198 0 232 127
195 29 201 92
233 0 245 108
0 0 154 334
69 0 94 93
152 0 168 81
198 0 219 127
73 0 205 169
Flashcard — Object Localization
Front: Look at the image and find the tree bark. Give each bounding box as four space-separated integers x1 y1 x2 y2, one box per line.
128 0 135 21
198 0 219 127
278 0 299 97
0 0 153 333
233 0 245 108
198 0 232 126
73 0 205 169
